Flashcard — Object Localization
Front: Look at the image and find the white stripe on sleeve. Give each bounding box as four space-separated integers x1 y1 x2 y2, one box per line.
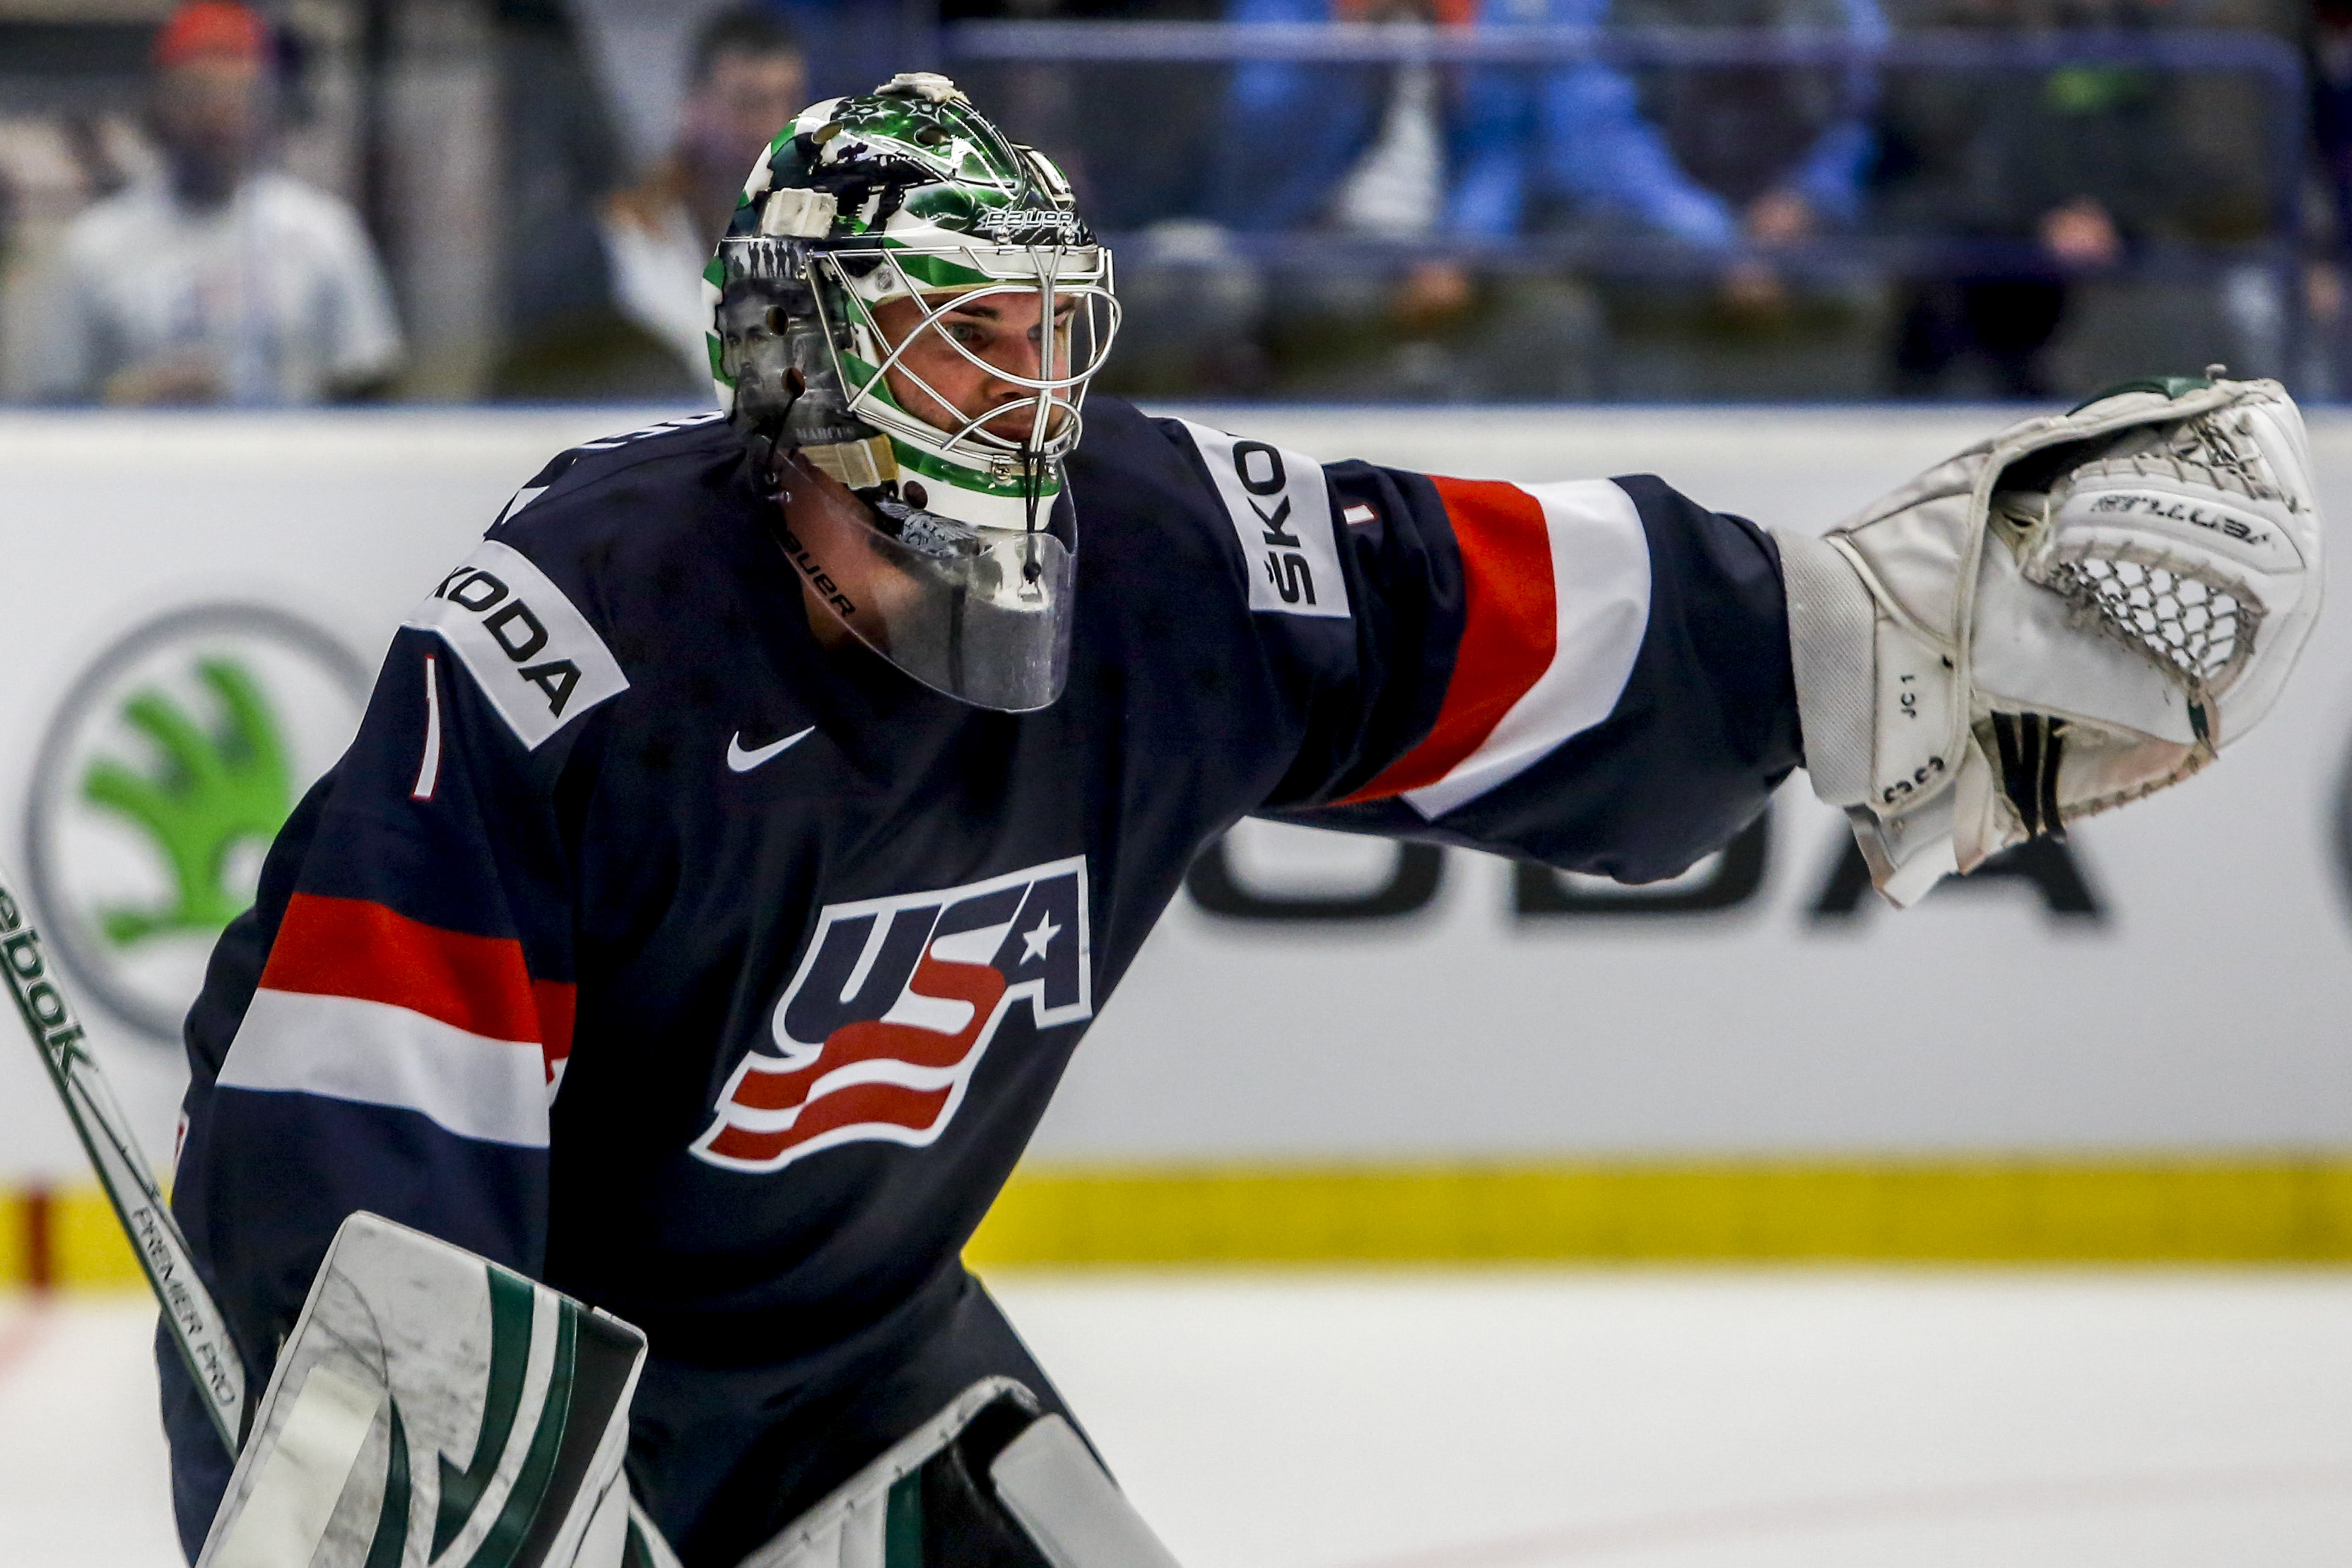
218 989 552 1148
411 653 442 801
1404 479 1652 820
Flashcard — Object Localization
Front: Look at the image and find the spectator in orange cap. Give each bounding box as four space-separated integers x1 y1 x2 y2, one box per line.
30 0 404 405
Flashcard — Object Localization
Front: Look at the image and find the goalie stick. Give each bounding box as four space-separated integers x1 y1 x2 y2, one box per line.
0 855 247 1453
0 861 663 1568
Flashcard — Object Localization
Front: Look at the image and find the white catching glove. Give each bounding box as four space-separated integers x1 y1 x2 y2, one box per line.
1775 374 2323 906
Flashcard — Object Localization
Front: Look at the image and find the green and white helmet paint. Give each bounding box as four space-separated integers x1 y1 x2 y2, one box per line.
707 72 1117 534
707 74 1115 711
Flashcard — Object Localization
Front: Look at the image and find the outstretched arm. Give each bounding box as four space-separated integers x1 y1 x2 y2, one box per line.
1160 378 2319 903
1162 418 1799 885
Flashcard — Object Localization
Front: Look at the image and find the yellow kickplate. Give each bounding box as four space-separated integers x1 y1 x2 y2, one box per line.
963 1158 2352 1266
10 1160 2352 1287
0 1186 144 1290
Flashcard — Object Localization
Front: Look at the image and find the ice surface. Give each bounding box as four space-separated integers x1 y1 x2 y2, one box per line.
3 1271 2348 1568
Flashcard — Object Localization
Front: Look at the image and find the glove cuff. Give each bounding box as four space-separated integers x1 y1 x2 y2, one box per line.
1774 529 1878 809
1847 798 1960 909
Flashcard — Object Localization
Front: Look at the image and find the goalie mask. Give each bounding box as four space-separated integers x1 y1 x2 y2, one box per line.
708 72 1119 712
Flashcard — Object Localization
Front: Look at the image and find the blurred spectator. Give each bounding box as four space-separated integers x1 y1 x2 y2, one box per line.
1195 0 1881 391
1190 0 1603 397
1872 0 2190 397
770 0 931 105
28 1 401 406
495 6 803 401
2309 0 2352 385
604 9 805 382
1209 0 1474 314
1211 0 1470 235
1446 0 1885 313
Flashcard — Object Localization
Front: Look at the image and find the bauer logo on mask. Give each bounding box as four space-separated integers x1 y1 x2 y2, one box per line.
970 208 1086 244
693 857 1092 1173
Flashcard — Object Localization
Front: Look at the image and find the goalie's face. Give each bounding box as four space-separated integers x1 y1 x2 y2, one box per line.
869 288 1084 452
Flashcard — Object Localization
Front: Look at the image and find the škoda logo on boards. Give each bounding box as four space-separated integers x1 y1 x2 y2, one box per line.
25 604 368 1044
1187 806 2109 925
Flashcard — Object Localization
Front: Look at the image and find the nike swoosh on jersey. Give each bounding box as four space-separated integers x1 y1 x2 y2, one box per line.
727 726 816 773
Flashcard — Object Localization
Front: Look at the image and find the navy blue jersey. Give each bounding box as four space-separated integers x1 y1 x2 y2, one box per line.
162 398 1799 1560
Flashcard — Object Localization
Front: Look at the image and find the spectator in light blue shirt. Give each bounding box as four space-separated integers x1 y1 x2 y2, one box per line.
1210 0 1476 238
1445 0 1884 308
1199 0 1592 394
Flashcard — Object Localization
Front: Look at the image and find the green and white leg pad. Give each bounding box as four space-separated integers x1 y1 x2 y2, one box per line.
196 1212 649 1568
736 1379 1181 1568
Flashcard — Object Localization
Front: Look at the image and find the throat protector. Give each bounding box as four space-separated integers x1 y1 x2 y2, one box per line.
775 453 1075 712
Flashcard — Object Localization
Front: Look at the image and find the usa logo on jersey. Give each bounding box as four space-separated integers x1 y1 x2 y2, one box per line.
692 857 1091 1173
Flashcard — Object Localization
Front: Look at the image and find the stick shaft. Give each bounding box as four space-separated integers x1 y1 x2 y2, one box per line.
0 863 245 1453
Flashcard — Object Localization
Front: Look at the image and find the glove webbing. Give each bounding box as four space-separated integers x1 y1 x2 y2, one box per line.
1986 712 2068 839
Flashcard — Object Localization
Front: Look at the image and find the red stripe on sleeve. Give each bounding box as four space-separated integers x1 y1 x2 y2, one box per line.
1339 476 1558 803
533 980 576 1083
259 892 547 1044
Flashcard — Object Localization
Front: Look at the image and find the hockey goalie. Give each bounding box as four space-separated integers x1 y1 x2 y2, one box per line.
160 73 2322 1568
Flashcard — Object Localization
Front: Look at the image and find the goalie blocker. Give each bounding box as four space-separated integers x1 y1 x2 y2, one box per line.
1775 372 2322 905
198 1215 1177 1568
